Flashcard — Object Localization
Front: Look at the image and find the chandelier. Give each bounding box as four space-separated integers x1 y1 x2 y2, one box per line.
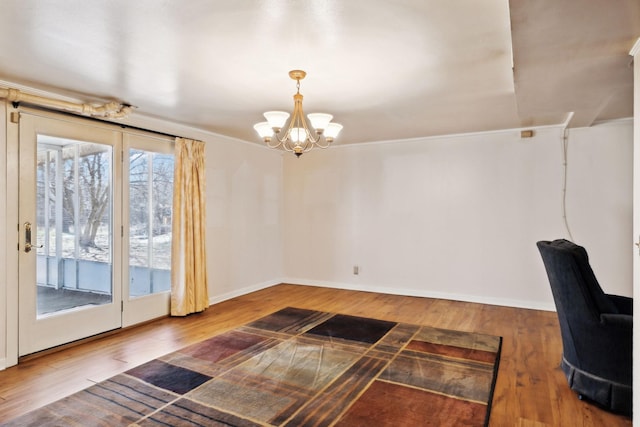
253 70 343 157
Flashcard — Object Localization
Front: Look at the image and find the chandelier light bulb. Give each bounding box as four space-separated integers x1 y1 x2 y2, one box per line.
324 122 343 141
290 127 306 143
253 122 274 141
307 113 333 132
263 111 290 131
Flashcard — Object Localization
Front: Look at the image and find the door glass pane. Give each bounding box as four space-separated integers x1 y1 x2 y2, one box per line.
129 149 174 297
36 136 113 317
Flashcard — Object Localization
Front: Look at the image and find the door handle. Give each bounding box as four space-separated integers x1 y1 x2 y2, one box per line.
24 222 43 253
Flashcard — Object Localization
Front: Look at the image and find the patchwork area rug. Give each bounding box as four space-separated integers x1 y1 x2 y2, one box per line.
5 307 502 426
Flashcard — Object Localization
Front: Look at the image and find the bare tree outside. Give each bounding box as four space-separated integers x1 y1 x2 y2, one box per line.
129 149 174 296
128 150 174 267
78 147 110 250
37 141 174 298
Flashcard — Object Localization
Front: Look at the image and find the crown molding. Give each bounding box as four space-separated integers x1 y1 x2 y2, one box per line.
630 37 640 57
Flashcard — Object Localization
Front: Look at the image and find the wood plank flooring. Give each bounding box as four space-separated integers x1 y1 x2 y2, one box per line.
0 284 632 426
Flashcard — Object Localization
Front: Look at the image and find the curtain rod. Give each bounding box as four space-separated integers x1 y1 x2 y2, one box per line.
1 87 132 118
3 86 183 140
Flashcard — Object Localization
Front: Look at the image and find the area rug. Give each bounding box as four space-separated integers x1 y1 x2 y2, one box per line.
4 307 502 426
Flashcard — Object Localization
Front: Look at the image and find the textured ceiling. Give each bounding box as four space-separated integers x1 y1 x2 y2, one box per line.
0 0 638 145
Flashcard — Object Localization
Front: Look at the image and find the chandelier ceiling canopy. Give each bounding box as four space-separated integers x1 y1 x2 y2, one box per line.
254 70 343 157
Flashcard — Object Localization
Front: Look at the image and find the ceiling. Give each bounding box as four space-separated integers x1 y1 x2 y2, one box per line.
0 0 638 145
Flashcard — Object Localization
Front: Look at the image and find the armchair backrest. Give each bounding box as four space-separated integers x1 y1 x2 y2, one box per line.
537 239 618 318
536 239 618 366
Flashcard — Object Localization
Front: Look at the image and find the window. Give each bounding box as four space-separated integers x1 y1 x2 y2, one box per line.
128 149 175 297
36 138 114 315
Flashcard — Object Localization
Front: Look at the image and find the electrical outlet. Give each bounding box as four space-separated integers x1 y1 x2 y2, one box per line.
353 265 359 275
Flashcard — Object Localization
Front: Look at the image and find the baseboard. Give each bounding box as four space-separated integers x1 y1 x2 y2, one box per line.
208 279 284 306
283 278 556 312
206 278 556 311
0 357 6 371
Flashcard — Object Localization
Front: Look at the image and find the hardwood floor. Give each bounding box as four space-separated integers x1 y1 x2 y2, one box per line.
0 284 632 426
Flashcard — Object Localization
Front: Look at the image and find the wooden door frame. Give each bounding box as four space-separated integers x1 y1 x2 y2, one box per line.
630 37 639 420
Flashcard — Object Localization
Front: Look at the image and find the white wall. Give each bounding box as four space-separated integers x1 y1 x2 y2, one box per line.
283 121 633 310
204 134 284 302
567 122 634 298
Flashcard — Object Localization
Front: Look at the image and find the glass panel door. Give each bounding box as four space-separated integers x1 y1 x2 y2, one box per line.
19 113 122 356
122 133 174 326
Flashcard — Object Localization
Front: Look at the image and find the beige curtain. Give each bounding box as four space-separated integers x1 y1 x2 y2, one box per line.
171 137 209 316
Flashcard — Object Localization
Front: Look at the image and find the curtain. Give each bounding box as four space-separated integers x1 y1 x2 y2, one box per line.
170 137 209 316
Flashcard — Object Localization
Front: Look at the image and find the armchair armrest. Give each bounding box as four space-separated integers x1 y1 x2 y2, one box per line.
606 294 633 315
600 312 633 329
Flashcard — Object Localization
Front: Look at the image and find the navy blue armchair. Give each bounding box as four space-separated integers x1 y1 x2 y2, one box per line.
537 239 632 416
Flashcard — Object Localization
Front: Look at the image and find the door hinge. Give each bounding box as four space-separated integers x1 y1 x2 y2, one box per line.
10 111 20 124
121 300 124 312
121 225 124 237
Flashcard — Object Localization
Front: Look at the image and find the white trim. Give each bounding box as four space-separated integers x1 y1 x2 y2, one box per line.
330 122 580 150
5 102 19 368
2 78 632 156
124 112 278 151
630 38 640 57
0 357 5 371
208 279 284 306
0 101 6 370
283 278 557 312
590 117 634 127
